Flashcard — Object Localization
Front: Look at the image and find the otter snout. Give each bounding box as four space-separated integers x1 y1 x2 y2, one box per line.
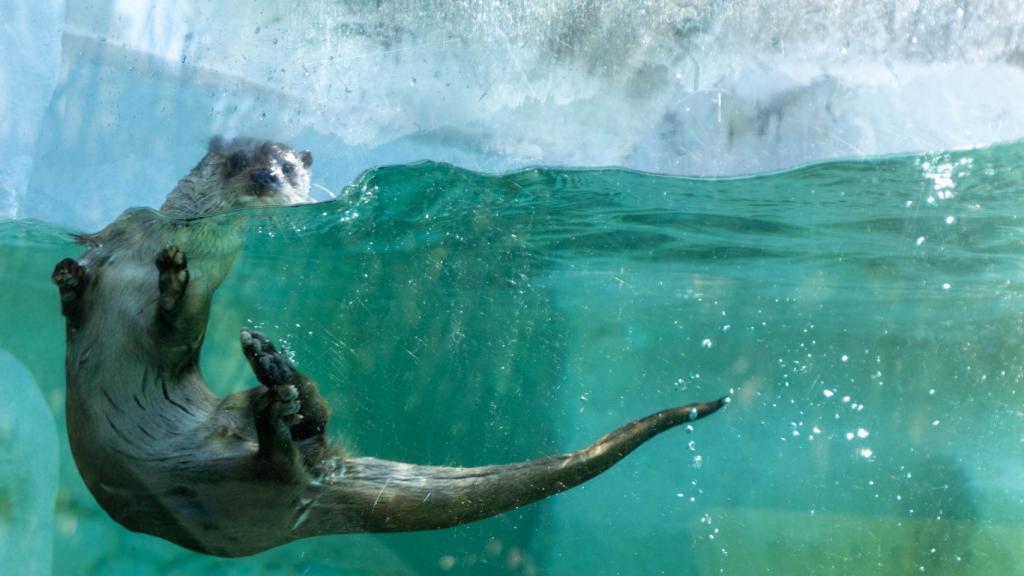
250 169 280 194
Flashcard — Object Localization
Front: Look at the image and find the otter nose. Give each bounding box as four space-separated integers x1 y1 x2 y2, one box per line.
250 169 280 191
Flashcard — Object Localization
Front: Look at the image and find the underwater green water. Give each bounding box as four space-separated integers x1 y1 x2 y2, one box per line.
2 143 1023 574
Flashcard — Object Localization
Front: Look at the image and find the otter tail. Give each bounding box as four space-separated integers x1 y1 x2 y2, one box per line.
294 396 728 536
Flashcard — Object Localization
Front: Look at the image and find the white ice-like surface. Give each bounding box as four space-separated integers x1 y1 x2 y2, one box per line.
7 1 1024 228
0 0 64 219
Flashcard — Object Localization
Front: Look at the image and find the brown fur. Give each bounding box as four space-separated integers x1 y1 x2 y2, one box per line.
160 136 312 217
54 137 728 557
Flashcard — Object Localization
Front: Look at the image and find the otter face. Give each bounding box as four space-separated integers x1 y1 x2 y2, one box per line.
207 137 313 209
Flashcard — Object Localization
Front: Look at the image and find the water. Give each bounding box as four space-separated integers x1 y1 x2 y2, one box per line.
2 142 1023 574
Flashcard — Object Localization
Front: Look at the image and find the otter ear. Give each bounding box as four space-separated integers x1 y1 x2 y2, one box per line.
300 150 313 168
208 135 226 152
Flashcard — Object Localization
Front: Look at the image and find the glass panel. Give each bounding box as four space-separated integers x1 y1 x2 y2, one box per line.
2 2 1023 575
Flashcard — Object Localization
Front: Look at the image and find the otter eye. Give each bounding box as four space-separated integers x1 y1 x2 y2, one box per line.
282 163 294 175
228 153 248 174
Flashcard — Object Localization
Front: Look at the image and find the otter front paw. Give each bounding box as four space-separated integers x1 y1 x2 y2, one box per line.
52 258 87 323
156 246 189 312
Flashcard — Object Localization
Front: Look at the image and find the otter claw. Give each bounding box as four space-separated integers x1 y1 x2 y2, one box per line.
276 401 301 417
271 394 301 418
276 384 299 402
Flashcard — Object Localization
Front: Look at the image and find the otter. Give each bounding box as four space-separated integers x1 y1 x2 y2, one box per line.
52 137 729 557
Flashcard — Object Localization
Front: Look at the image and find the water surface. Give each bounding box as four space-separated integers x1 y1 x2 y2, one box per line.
2 142 1023 574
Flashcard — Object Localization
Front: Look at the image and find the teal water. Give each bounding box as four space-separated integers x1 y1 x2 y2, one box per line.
2 143 1023 574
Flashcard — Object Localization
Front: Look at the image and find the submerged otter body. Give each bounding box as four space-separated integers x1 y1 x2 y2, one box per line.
53 138 728 557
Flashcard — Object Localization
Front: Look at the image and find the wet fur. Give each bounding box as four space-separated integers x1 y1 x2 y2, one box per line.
54 138 728 557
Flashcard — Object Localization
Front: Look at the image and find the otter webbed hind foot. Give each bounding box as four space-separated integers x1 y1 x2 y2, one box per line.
252 381 303 461
241 329 330 441
52 258 88 327
155 245 189 314
241 329 295 388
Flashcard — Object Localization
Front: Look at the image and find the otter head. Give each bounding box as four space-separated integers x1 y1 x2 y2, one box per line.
161 137 314 218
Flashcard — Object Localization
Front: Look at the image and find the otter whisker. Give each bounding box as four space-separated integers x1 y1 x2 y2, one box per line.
311 182 337 200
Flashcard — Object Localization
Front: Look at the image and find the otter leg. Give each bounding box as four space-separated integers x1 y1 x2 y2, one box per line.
52 258 88 327
155 246 189 316
240 329 330 442
252 382 303 463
